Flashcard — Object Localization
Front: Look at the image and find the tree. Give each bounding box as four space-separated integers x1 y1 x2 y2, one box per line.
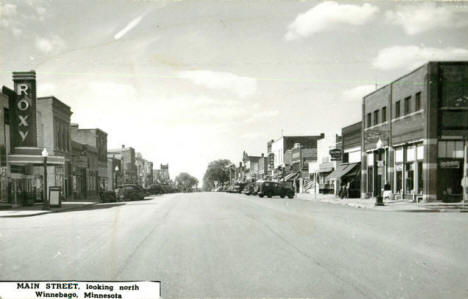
202 159 232 191
175 172 199 192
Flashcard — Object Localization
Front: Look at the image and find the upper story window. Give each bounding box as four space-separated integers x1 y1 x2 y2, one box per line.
415 92 421 111
367 113 372 128
382 106 387 123
373 110 379 125
4 108 9 125
404 96 411 115
395 101 401 118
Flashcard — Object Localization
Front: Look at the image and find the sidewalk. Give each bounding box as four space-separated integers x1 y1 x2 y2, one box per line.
0 201 101 218
296 193 468 212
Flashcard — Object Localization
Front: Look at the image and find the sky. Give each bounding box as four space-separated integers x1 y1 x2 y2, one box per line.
1 0 468 182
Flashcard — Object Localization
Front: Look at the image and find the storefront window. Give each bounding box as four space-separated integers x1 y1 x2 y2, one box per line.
405 163 414 193
418 161 423 194
395 165 403 193
395 148 403 163
439 140 465 158
367 166 373 194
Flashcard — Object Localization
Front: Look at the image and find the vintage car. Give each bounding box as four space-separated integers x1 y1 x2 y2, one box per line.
242 182 256 195
257 181 295 199
115 184 146 201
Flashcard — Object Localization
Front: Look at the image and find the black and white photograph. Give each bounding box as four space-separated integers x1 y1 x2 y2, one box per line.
0 0 468 298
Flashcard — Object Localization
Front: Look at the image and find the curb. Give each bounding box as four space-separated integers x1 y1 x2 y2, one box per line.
0 202 101 218
296 195 468 213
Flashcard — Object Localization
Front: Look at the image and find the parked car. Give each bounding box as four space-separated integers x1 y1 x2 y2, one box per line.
101 191 117 202
115 184 146 201
242 182 256 195
257 181 295 199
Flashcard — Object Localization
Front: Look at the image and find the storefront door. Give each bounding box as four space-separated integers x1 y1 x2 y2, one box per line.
439 160 463 202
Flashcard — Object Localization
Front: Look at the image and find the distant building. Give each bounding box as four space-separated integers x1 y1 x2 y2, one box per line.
159 164 170 182
241 151 261 181
327 122 362 198
309 134 341 194
108 145 137 184
136 152 153 188
107 156 122 191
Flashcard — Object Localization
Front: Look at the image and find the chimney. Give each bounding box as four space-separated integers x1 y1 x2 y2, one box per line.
261 153 264 157
121 144 125 149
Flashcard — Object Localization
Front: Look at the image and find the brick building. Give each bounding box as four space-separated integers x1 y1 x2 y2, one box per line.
70 124 108 192
361 61 468 202
1 71 73 206
327 122 362 197
108 145 137 184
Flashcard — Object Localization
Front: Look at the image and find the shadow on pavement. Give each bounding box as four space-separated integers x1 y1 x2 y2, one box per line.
55 203 125 213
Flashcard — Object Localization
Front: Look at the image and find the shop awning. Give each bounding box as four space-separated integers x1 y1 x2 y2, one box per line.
326 163 359 180
283 172 300 181
317 167 333 173
8 154 65 165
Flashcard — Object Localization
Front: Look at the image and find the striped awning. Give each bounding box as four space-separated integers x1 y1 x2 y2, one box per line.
283 172 301 181
304 180 315 190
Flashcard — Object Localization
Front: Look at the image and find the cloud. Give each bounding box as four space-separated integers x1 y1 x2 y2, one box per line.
386 3 468 35
177 70 257 98
285 1 379 40
114 15 144 40
240 132 262 140
38 82 58 97
35 35 66 53
244 110 279 123
88 81 138 99
373 45 468 71
342 85 375 102
0 3 17 27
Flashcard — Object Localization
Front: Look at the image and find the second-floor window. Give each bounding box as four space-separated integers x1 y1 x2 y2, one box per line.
367 113 372 128
404 96 411 115
415 92 421 111
373 110 379 125
395 101 401 118
382 106 387 123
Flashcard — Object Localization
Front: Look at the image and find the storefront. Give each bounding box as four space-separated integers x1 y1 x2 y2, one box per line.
327 162 361 198
438 140 465 202
7 152 65 206
392 143 424 199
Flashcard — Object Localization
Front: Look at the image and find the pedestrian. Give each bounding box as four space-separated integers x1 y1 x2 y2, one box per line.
345 181 350 199
339 183 345 199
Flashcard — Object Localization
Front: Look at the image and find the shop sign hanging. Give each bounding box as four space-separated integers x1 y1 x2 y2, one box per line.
13 71 37 147
439 160 460 169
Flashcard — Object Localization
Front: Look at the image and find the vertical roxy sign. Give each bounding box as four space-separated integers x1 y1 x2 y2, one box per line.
12 71 37 147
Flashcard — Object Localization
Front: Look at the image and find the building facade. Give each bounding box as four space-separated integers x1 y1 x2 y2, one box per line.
327 122 362 197
361 61 468 202
70 125 108 192
108 145 137 184
1 71 72 206
309 134 340 194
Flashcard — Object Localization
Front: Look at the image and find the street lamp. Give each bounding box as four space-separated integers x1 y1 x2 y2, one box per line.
114 165 119 189
375 138 384 206
42 148 49 210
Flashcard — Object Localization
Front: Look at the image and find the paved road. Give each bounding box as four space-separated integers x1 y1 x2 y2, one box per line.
1 192 467 298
